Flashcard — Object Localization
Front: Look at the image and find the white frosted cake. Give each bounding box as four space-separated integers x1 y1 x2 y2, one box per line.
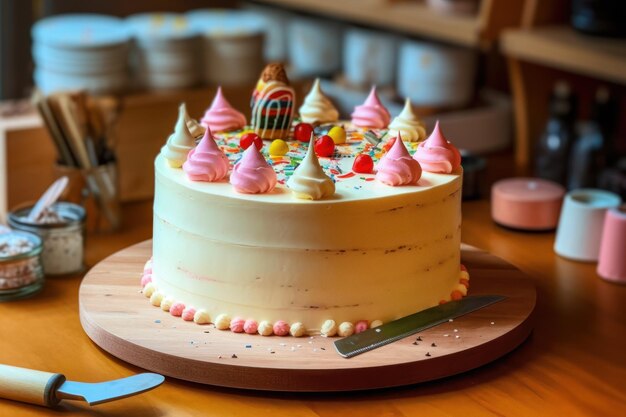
141 65 469 337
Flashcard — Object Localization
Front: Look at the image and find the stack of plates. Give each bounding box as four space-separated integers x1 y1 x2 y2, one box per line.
187 9 266 86
126 13 201 90
32 14 130 94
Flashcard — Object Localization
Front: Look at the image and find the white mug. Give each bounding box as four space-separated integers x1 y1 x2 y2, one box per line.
554 189 622 261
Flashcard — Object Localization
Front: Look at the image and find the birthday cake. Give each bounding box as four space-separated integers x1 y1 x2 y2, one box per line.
142 64 469 337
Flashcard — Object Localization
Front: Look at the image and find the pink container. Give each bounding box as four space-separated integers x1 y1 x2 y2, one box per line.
491 178 565 231
597 206 626 284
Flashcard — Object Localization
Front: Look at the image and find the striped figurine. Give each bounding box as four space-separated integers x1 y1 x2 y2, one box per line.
250 63 295 140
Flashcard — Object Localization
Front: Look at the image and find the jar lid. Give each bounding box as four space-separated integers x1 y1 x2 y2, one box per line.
0 230 43 261
8 202 86 230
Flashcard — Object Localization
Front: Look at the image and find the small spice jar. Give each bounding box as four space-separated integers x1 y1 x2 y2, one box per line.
8 202 86 275
0 230 44 301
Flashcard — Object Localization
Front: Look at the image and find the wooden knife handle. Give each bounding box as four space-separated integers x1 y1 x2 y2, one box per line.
0 365 66 407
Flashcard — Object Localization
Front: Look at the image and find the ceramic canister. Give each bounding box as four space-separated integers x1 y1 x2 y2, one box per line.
343 27 398 88
491 178 565 231
287 16 342 78
554 189 622 262
187 9 265 86
397 39 477 107
597 206 626 283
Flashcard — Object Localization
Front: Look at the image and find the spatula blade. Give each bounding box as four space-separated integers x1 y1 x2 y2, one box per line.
56 373 164 405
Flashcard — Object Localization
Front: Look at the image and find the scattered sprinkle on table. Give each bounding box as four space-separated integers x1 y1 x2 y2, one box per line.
231 354 237 359
425 352 431 357
444 334 449 337
245 344 252 348
416 336 423 341
431 342 437 347
154 320 161 323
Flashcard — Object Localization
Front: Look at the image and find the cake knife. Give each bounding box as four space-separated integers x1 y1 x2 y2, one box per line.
0 365 164 407
334 295 506 358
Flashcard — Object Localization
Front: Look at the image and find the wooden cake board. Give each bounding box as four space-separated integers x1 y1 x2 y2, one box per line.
79 241 536 392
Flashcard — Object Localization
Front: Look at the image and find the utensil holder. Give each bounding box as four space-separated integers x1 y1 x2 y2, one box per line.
53 162 121 233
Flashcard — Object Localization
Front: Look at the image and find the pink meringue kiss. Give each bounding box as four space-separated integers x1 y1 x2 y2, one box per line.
351 86 391 129
182 307 196 321
375 133 422 186
413 121 461 174
170 302 185 317
230 317 245 333
273 320 290 336
355 320 369 334
201 86 247 132
230 144 277 194
183 128 230 182
243 319 258 334
140 273 152 287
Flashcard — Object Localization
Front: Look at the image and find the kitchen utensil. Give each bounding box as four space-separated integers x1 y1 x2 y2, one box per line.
334 295 506 358
0 365 164 407
27 176 69 222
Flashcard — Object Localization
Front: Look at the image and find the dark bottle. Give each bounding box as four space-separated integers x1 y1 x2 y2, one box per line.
534 81 577 185
571 0 626 38
567 87 617 190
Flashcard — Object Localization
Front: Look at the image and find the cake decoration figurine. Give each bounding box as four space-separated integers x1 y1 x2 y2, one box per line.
183 105 206 138
388 98 427 142
351 86 391 129
183 127 230 182
298 78 339 125
413 121 461 174
161 103 197 168
375 133 422 186
201 86 247 132
250 63 295 140
230 143 277 194
287 133 335 200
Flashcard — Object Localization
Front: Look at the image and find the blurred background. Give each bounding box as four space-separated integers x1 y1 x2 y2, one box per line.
0 0 625 222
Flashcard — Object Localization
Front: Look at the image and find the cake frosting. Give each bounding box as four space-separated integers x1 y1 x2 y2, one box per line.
299 78 339 125
183 104 206 138
182 128 229 182
375 134 422 186
201 87 247 132
286 134 335 200
351 86 391 129
160 103 196 168
413 121 461 174
230 144 277 194
150 121 466 335
388 98 426 142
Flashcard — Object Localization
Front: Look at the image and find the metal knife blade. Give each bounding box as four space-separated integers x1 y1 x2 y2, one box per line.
334 295 506 358
56 373 165 405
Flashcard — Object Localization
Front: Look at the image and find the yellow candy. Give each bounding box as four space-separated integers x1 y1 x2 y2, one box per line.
328 126 346 144
269 139 289 157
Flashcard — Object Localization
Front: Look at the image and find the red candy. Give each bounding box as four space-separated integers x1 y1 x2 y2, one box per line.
294 123 314 143
240 132 263 150
352 154 374 174
314 135 335 157
382 137 396 152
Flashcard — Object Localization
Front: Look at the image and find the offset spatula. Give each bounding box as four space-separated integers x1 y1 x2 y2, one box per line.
335 295 506 358
0 365 164 407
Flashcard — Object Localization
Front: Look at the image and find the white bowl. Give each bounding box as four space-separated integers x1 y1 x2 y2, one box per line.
398 40 477 107
287 17 342 78
343 27 398 87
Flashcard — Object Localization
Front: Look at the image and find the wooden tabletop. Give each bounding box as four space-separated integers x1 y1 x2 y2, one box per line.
1 198 625 416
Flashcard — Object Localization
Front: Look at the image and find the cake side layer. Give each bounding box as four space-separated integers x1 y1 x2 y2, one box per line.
152 156 463 332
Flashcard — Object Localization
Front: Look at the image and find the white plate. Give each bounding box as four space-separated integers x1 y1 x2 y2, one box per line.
32 14 130 49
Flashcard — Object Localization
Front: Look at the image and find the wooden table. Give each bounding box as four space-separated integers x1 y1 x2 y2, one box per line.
1 199 625 416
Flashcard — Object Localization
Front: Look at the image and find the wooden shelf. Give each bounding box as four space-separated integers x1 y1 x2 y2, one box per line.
502 25 626 85
251 0 483 47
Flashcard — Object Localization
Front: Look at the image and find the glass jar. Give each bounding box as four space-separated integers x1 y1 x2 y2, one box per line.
0 230 44 301
8 202 86 275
